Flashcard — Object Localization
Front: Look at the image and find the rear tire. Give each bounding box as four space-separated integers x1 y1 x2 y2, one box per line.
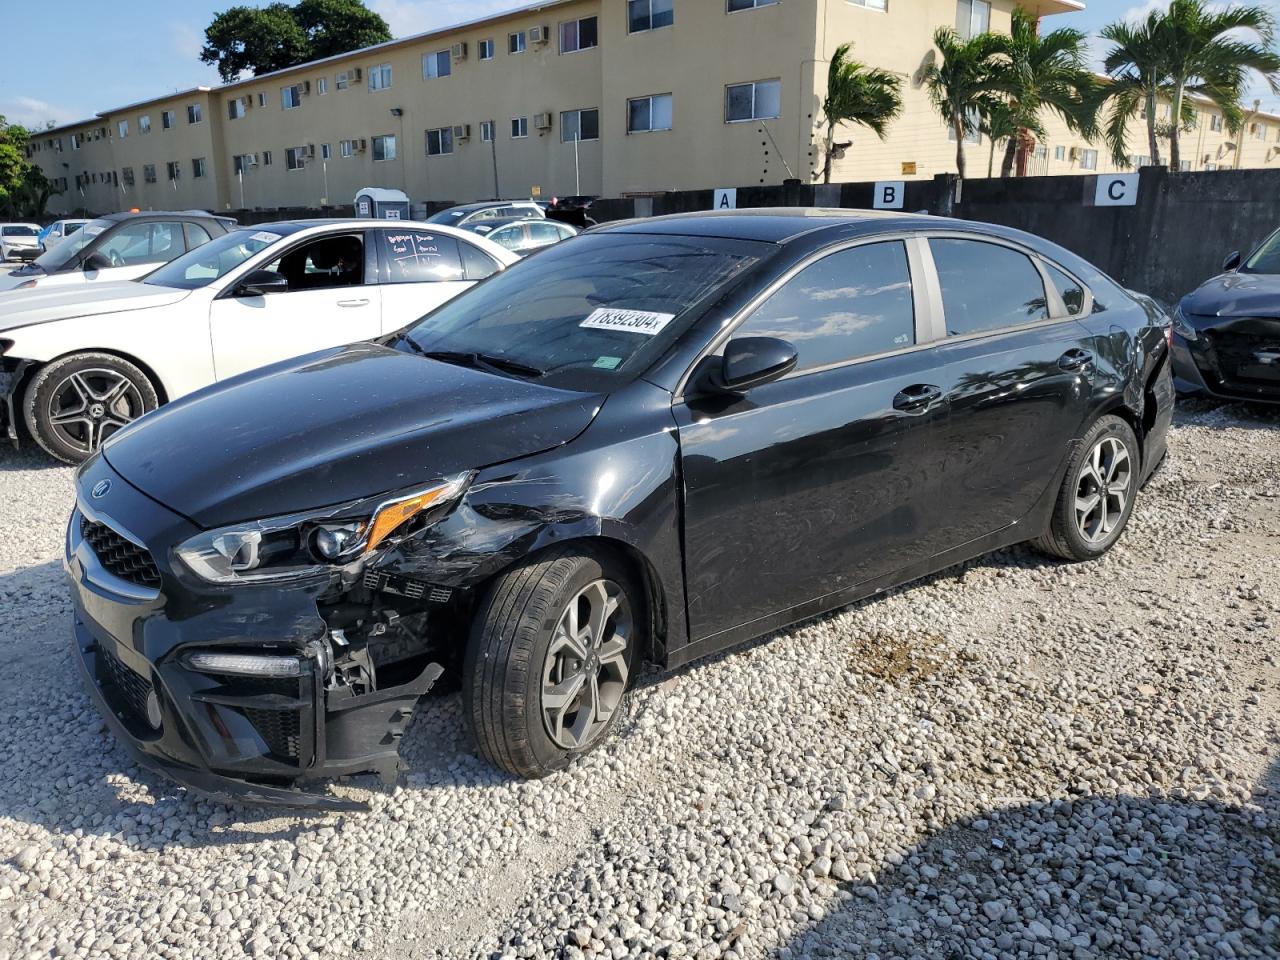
1033 414 1139 561
23 353 159 465
463 547 641 779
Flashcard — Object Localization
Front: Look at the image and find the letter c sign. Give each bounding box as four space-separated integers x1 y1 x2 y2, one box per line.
1094 173 1139 207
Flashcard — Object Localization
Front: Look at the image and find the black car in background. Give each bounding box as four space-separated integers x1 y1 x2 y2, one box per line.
66 210 1173 806
1172 228 1280 404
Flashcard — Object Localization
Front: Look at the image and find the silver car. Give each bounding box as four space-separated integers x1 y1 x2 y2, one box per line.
0 223 42 262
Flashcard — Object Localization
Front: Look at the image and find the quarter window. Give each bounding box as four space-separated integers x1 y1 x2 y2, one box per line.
628 94 673 133
378 229 464 282
509 31 526 54
734 242 916 372
725 79 781 122
561 108 600 142
369 64 393 90
426 127 455 156
930 238 1049 336
1045 263 1085 315
373 135 396 161
560 16 599 53
424 50 451 79
629 0 673 32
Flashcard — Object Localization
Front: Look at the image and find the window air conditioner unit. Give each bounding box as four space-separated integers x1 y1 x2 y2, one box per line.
452 41 468 60
1069 146 1081 160
247 154 258 166
534 112 553 130
302 80 311 95
302 144 315 158
453 124 471 141
352 67 363 81
529 25 549 44
356 138 368 152
241 95 253 109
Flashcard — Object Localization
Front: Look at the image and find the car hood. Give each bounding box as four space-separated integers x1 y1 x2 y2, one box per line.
102 342 605 528
0 281 189 330
1182 271 1280 318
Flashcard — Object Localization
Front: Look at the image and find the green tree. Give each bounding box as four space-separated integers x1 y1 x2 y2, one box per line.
979 100 1018 178
0 117 31 209
201 0 391 83
1099 11 1173 168
995 7 1099 178
924 26 1009 180
818 43 904 184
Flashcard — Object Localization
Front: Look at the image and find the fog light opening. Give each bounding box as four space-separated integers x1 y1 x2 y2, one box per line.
144 689 163 730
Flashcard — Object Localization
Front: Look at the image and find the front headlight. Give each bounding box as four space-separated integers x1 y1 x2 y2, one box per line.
1171 303 1198 341
175 472 472 584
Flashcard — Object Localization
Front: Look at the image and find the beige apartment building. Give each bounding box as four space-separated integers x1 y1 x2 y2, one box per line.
25 0 1280 218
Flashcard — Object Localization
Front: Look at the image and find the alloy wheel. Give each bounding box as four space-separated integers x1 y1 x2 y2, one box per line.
540 579 631 750
1075 436 1132 544
46 369 144 455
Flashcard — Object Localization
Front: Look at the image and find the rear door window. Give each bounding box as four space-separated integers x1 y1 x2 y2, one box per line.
930 238 1049 336
97 221 186 266
378 229 464 282
733 241 916 372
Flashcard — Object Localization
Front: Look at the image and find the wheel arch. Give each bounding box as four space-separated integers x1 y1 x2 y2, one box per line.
30 347 172 405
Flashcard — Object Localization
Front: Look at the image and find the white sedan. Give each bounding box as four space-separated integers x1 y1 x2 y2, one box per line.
0 219 517 463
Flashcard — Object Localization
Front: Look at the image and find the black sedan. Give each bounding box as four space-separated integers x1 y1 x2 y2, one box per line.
1172 229 1280 404
66 210 1174 806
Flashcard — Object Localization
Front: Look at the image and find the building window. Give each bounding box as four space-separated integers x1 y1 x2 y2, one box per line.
162 110 175 130
479 38 495 60
509 31 526 54
286 147 308 170
1178 160 1191 171
426 127 455 156
1253 122 1268 140
122 167 135 187
373 134 396 161
628 93 672 133
560 16 599 53
1080 148 1098 170
192 157 207 178
629 0 673 32
424 50 451 79
480 120 495 142
283 85 303 109
139 115 151 134
233 154 253 174
1033 145 1047 159
1210 113 1224 132
317 76 328 95
143 164 157 183
187 104 203 124
1130 154 1151 167
511 116 528 138
340 139 355 158
166 161 181 181
848 0 887 8
946 106 982 144
321 142 332 160
369 64 393 90
257 92 267 107
262 150 273 165
561 108 600 142
337 71 349 90
229 98 246 120
728 0 777 9
725 79 781 122
1054 145 1066 160
1206 162 1218 171
117 120 129 139
956 0 990 39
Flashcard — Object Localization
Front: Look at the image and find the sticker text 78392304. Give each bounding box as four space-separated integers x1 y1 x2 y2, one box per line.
580 308 676 336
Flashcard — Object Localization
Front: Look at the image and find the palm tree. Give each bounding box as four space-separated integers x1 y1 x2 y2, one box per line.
995 7 1099 178
818 43 904 184
924 27 1009 180
980 101 1018 178
1100 10 1171 168
1158 0 1280 172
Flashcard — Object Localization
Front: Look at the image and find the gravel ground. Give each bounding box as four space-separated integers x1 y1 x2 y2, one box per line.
0 399 1277 960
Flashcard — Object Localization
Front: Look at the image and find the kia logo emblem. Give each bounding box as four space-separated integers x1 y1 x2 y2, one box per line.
91 479 112 499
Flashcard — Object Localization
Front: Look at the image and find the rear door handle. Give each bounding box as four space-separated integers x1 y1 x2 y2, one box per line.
337 298 370 307
1059 349 1094 371
893 384 942 413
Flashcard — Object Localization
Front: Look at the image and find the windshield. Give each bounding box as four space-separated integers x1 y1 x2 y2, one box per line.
1243 229 1280 274
2 226 38 237
33 218 113 271
426 209 468 224
398 232 771 391
143 228 282 290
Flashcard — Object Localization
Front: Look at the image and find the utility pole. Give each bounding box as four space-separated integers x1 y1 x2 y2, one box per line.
489 121 500 198
573 129 581 196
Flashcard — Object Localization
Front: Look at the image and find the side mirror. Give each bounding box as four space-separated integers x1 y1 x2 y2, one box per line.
83 252 111 272
711 337 798 393
234 269 288 297
1223 250 1242 272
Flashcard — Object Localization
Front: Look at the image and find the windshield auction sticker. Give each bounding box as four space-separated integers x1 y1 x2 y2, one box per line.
250 231 282 244
581 308 676 336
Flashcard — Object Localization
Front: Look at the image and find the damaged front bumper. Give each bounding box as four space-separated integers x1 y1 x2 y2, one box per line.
66 458 451 809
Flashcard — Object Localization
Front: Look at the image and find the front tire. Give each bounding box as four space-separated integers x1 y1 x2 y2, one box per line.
1033 414 1139 561
463 547 641 778
23 352 159 465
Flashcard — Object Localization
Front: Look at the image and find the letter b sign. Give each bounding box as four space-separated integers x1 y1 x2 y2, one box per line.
873 181 905 210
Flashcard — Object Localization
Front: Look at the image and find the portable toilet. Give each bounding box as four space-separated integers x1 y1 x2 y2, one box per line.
354 187 411 220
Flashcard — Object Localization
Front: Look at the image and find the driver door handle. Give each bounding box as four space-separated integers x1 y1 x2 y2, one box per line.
893 383 942 413
337 298 370 307
1058 348 1094 371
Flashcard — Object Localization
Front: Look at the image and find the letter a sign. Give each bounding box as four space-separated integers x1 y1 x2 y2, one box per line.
873 181 905 209
1094 173 1139 207
713 188 737 210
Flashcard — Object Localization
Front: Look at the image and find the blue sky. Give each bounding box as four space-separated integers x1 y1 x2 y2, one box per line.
2 0 1277 128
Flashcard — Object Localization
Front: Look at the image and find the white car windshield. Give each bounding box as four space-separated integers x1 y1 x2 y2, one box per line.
33 218 113 270
142 229 283 290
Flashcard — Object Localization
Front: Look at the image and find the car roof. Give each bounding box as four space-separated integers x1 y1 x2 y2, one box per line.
444 200 541 213
98 210 227 223
468 216 568 231
595 208 938 244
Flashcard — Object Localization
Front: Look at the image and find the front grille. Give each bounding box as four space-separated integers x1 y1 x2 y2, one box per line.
97 646 153 727
243 707 301 760
1208 330 1280 389
81 516 161 589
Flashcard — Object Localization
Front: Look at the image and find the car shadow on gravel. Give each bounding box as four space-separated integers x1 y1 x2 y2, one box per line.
1177 397 1280 430
774 760 1280 959
0 442 65 472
